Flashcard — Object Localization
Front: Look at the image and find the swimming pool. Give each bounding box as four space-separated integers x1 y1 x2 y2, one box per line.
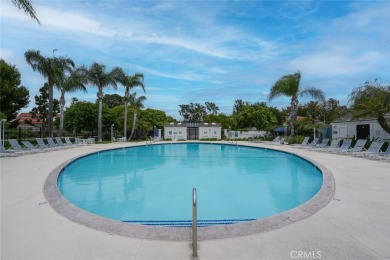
58 143 322 226
44 142 335 240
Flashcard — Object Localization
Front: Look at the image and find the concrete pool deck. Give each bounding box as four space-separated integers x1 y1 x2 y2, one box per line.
1 141 389 259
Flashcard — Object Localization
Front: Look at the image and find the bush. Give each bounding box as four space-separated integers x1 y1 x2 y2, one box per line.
285 135 309 145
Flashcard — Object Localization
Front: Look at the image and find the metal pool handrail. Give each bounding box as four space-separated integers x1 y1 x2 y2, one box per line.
192 188 197 257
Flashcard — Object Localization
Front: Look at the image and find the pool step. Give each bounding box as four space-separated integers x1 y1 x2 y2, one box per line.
123 219 255 227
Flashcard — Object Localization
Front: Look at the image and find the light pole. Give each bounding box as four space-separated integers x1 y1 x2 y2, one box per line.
1 119 6 149
53 49 58 57
111 124 115 143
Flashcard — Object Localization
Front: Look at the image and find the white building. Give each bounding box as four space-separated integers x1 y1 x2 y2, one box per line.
331 113 390 140
164 122 222 140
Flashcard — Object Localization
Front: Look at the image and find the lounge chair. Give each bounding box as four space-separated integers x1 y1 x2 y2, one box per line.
36 138 51 150
338 139 367 154
55 137 72 148
317 139 340 152
265 136 285 145
368 144 390 160
8 139 31 154
46 137 64 150
0 145 16 157
352 141 384 157
327 139 352 153
65 137 75 146
309 138 329 151
297 137 319 149
21 141 46 152
291 136 310 147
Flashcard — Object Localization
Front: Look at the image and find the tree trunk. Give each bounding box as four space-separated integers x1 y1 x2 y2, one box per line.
290 98 299 136
59 93 65 137
97 91 103 142
123 103 128 139
48 83 54 137
128 110 137 141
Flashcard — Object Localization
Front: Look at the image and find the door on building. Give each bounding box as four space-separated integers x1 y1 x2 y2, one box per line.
187 127 199 140
356 124 370 139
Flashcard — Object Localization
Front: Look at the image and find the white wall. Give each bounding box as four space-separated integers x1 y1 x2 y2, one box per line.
332 120 390 140
225 130 266 139
198 126 221 140
164 126 187 140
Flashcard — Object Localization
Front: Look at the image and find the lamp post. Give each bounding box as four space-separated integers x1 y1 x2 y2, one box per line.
53 49 58 57
111 124 115 143
1 119 6 149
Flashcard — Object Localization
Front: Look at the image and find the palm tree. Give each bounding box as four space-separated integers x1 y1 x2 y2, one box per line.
80 62 119 142
128 92 146 141
349 80 390 134
268 72 325 136
56 68 87 136
116 70 145 139
25 50 74 137
11 0 40 24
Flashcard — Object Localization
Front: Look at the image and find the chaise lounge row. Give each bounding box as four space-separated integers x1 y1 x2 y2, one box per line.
292 137 390 160
0 137 90 157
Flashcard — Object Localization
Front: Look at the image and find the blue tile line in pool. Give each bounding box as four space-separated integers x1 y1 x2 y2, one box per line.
123 219 256 227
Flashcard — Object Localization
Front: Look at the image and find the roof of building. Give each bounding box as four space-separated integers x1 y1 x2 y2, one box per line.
331 112 390 123
164 122 221 127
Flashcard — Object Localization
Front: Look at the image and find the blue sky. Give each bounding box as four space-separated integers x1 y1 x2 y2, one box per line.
1 0 389 119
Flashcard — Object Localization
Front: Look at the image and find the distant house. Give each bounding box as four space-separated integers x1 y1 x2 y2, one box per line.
164 122 222 140
15 113 44 129
331 113 390 140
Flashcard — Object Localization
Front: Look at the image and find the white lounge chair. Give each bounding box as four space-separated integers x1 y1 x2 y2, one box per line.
8 139 31 154
352 141 384 157
0 145 16 157
297 137 319 149
328 139 352 153
21 141 46 153
317 139 340 152
309 138 329 151
368 144 390 160
291 136 310 147
46 137 63 150
55 137 72 148
339 139 367 154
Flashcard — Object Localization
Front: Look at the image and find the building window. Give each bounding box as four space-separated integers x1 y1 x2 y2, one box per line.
204 131 207 134
169 131 172 135
214 131 217 135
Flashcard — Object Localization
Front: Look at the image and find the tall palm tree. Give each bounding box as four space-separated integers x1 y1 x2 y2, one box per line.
80 62 119 142
268 72 325 136
25 50 74 137
56 68 87 136
128 92 146 141
116 70 145 139
11 0 40 24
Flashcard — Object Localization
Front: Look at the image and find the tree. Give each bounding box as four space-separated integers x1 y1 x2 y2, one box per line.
231 103 277 130
116 71 145 139
30 84 60 135
102 94 123 108
232 99 251 114
268 72 325 136
25 50 75 137
323 98 348 123
128 93 146 140
80 62 120 142
56 68 87 136
0 59 30 121
179 103 207 122
349 80 390 134
63 101 97 135
11 0 40 24
205 102 219 115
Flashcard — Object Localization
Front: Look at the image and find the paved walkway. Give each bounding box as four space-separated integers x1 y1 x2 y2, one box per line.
1 141 389 260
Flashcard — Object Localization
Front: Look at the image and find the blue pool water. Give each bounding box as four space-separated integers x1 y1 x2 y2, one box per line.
58 143 323 226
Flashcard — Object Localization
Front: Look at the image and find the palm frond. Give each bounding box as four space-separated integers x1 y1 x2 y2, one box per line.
11 0 40 24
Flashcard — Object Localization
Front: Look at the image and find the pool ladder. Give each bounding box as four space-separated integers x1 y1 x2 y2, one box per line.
192 188 197 258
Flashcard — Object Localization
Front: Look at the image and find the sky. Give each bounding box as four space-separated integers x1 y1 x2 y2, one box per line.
1 0 389 120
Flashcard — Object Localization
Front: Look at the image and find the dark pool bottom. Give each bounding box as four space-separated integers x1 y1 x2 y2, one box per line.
43 143 335 241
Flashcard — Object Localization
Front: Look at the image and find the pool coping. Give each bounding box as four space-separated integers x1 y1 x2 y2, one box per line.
43 142 335 241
